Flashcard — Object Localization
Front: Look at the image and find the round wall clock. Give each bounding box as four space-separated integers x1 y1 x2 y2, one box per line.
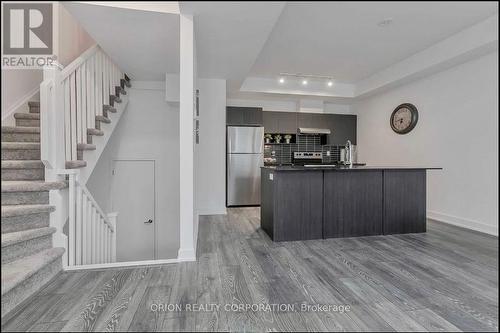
390 103 418 134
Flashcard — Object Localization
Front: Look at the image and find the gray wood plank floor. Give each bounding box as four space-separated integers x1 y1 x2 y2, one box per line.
2 208 498 332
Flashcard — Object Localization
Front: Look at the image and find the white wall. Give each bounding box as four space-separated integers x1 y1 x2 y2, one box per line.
58 4 95 67
1 3 95 123
195 78 227 215
87 82 180 259
353 52 498 235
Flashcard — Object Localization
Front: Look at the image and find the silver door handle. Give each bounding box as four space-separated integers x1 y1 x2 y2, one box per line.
144 219 153 224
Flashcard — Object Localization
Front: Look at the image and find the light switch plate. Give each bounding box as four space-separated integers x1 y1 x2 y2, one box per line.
269 173 274 180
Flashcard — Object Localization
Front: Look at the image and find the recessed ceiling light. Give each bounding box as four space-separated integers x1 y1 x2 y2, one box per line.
327 80 333 87
279 77 285 84
302 79 308 85
377 18 393 27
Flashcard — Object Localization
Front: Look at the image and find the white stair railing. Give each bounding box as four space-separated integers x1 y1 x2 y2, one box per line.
67 171 116 266
41 44 124 169
40 44 124 268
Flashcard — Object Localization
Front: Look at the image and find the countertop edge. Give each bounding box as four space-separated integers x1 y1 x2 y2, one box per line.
262 166 443 171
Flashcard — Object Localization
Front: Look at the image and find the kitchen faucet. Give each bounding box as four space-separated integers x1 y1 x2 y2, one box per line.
345 140 352 166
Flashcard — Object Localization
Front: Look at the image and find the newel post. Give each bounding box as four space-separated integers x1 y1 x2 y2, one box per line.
41 64 65 180
107 212 118 262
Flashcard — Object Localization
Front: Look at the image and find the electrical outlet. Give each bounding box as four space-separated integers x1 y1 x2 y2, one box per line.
326 150 331 156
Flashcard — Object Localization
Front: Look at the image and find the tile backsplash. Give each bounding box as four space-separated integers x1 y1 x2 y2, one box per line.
264 134 345 165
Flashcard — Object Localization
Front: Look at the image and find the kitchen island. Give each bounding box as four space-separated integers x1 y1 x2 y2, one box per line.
261 165 441 241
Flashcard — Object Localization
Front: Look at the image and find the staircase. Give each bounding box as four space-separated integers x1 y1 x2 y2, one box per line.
1 101 66 318
1 47 132 319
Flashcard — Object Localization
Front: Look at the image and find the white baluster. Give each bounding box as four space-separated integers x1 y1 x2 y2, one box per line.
81 62 87 144
90 206 97 264
68 173 76 266
101 218 105 263
81 196 86 264
87 56 94 130
87 198 92 264
75 184 82 265
108 212 118 262
69 72 77 160
63 79 71 162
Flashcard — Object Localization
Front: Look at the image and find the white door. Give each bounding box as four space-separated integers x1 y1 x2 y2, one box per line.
111 160 155 262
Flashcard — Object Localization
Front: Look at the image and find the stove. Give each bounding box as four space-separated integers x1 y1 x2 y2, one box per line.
293 152 323 165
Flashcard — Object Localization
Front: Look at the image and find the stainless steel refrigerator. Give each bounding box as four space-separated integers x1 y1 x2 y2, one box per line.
227 126 264 206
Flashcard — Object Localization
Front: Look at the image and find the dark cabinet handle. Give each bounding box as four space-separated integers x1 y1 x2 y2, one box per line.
144 219 153 224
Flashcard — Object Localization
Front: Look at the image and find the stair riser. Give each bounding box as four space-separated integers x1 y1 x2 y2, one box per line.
77 150 83 160
2 235 52 264
87 135 93 144
1 213 50 233
15 119 40 127
1 132 40 142
1 191 49 206
2 169 44 181
2 150 41 160
29 107 40 114
1 256 62 319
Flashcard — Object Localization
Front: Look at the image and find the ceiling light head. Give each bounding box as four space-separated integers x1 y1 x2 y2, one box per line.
377 18 393 27
327 80 333 87
302 79 308 85
279 77 285 84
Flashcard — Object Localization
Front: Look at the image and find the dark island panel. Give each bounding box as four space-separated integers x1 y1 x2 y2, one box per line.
260 168 275 239
384 170 427 234
324 170 383 238
274 171 324 241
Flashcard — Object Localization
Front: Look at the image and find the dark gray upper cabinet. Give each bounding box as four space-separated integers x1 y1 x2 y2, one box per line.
226 106 263 126
297 113 314 128
327 114 357 145
263 112 297 133
262 111 279 133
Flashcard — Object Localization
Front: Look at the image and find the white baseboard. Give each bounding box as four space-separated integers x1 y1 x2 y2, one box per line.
427 210 498 236
177 247 196 261
64 257 192 271
197 208 227 216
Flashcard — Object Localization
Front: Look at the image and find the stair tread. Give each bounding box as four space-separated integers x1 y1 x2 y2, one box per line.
1 227 56 248
13 113 40 120
1 204 55 218
1 126 40 134
1 247 65 295
1 160 44 169
65 160 87 169
2 142 40 150
87 128 104 136
95 115 111 123
1 181 67 193
77 143 96 150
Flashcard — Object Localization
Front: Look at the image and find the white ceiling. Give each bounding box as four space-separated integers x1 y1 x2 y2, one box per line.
179 1 285 92
250 2 498 83
64 1 498 98
64 2 179 80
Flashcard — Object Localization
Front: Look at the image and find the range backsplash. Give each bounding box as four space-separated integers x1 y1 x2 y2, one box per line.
264 135 344 165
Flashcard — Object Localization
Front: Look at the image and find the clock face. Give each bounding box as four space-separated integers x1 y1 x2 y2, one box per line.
390 103 418 134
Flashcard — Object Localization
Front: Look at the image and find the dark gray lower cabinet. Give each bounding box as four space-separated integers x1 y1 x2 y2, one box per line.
323 171 383 238
384 170 426 234
261 169 323 241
